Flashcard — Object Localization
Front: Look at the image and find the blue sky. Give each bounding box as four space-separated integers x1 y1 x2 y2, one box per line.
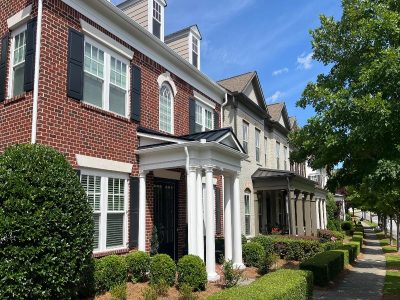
113 0 342 126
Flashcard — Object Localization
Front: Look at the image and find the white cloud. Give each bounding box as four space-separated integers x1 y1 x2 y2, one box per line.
272 67 289 76
297 52 314 70
266 91 285 103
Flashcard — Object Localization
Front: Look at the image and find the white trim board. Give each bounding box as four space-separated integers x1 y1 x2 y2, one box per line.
7 5 32 30
76 154 133 173
153 169 181 180
194 91 215 109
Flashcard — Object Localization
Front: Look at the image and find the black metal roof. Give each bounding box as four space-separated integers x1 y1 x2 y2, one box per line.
252 168 318 186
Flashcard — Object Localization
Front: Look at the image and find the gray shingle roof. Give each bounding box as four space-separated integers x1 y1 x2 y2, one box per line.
267 103 284 122
217 71 256 93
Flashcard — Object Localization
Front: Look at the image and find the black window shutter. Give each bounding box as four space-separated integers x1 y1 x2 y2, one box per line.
23 18 37 92
189 97 196 133
0 33 10 102
129 177 140 248
67 28 84 100
215 186 222 235
214 111 220 129
131 65 141 122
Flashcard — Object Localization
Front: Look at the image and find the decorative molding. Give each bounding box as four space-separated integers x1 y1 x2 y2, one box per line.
153 169 181 180
80 19 134 59
7 5 32 30
157 72 177 96
193 91 215 109
76 154 133 173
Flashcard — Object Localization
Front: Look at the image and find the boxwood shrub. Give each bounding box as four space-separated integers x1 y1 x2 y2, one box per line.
149 254 176 286
126 251 151 282
299 250 344 286
207 269 313 300
0 144 94 299
331 249 349 267
341 221 354 231
352 235 363 248
346 241 361 257
243 242 264 267
338 244 355 263
177 255 207 291
271 236 322 261
94 255 128 294
251 235 274 254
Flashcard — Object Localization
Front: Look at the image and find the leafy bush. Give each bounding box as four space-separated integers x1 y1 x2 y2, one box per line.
149 254 176 286
299 250 344 286
331 249 350 266
243 242 264 267
352 235 363 248
242 234 248 245
179 283 199 300
341 221 354 231
110 283 127 300
94 255 128 294
339 244 356 263
252 235 274 254
222 259 243 288
318 229 345 242
207 269 313 300
152 279 169 296
271 236 322 261
346 241 361 257
327 219 342 231
321 241 342 251
259 253 279 275
177 255 207 291
0 144 94 299
126 251 151 282
142 286 157 300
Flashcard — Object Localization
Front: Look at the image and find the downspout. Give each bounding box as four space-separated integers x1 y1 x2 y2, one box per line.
31 0 43 144
221 93 228 124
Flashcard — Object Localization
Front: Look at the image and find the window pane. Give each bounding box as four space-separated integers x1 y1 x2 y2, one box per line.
109 85 126 116
159 84 173 133
108 178 125 211
106 213 124 248
93 214 100 249
13 64 24 96
245 216 251 235
205 109 212 130
84 73 103 108
195 103 202 125
84 43 104 79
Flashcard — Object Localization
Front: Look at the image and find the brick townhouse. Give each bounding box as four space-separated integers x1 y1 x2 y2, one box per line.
0 0 247 280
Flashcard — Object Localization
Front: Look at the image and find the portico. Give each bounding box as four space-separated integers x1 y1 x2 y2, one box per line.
136 127 247 280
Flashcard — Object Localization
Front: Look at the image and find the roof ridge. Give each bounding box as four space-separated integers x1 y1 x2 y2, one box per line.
217 71 256 83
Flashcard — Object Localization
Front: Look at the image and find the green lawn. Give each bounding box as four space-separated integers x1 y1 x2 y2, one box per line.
363 220 378 228
384 271 400 296
377 232 398 254
386 255 400 270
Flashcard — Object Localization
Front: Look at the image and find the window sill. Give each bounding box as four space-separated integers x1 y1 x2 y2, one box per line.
93 247 129 258
80 102 131 123
3 93 28 105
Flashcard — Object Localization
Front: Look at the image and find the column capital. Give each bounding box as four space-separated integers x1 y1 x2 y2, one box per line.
188 165 199 173
139 170 149 178
204 165 215 173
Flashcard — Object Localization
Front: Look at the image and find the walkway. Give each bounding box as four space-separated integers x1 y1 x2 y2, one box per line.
314 226 386 300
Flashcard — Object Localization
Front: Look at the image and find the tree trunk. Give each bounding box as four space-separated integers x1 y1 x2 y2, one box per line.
397 216 400 253
352 207 354 217
370 212 373 223
390 217 393 246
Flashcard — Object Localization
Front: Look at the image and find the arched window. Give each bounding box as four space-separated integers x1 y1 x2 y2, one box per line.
159 83 173 133
244 189 251 236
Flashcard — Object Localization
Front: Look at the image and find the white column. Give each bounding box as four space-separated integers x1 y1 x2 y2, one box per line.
296 194 304 236
223 175 233 261
304 194 312 236
289 191 297 235
323 200 328 229
315 198 321 230
232 172 245 269
310 197 318 236
205 166 219 281
138 171 148 251
187 166 198 255
196 168 204 260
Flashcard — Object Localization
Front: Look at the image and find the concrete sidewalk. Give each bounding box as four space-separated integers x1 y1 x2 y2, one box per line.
313 226 386 300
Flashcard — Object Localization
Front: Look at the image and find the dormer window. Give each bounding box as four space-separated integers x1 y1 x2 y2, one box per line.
153 0 162 39
192 36 199 68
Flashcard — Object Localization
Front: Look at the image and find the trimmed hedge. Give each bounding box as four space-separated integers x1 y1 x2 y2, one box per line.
339 244 356 263
299 250 344 286
243 242 264 267
177 255 207 291
341 221 354 231
346 241 361 257
352 235 363 248
0 144 94 299
331 249 349 267
207 269 313 300
149 254 176 286
94 255 127 294
126 251 150 282
251 235 274 254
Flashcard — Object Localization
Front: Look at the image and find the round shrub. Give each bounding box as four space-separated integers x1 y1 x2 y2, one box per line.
126 251 151 282
94 255 128 294
0 144 94 299
252 235 274 255
177 255 207 291
341 221 354 231
243 242 264 268
149 254 176 286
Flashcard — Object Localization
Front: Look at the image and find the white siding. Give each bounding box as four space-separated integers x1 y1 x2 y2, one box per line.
121 0 148 29
166 35 190 61
243 83 258 105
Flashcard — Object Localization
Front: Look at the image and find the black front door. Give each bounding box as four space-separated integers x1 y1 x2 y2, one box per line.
153 179 178 260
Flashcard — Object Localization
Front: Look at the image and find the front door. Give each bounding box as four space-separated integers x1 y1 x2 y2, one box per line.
153 179 178 260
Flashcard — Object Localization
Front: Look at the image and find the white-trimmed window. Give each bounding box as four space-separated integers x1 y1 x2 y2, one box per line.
242 121 249 154
264 138 268 166
255 129 260 163
83 38 129 117
80 171 128 252
276 142 280 169
192 36 199 68
159 82 173 133
152 0 162 39
9 26 27 97
195 101 213 132
244 190 251 235
284 146 288 170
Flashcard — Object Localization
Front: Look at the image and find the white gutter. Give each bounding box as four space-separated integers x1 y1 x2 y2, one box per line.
31 0 43 144
221 93 228 124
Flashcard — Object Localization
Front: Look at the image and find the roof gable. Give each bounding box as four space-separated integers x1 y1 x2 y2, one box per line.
267 102 291 130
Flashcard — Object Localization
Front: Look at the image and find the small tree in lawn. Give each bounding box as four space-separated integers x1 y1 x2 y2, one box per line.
0 144 94 299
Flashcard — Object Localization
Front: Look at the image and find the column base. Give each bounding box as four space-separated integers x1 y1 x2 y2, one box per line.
207 272 220 282
233 262 245 270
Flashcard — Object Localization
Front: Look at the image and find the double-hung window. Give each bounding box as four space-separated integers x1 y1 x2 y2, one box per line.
195 101 213 132
9 26 27 97
192 36 199 68
83 38 129 117
159 83 173 133
244 191 251 235
153 0 162 39
81 172 128 252
242 121 249 154
276 142 281 169
255 129 260 163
